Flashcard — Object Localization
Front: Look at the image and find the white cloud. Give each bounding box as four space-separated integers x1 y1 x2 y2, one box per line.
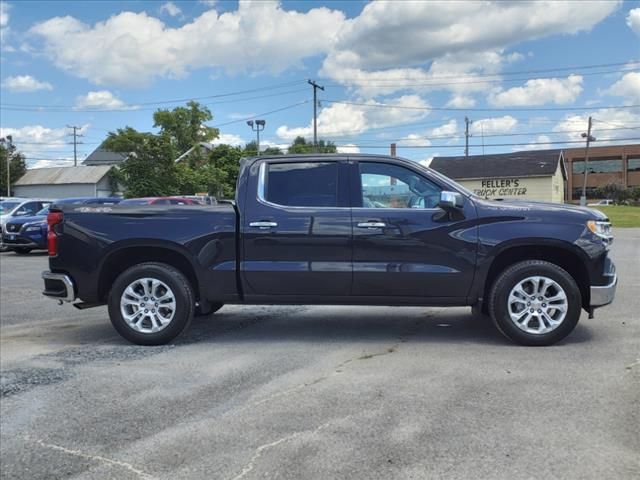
30 159 75 169
626 8 640 35
321 50 522 98
472 116 518 135
211 133 244 146
276 95 430 140
199 0 218 7
398 134 431 147
30 1 345 86
430 119 458 138
0 124 90 167
603 71 640 104
336 144 360 154
553 108 640 145
446 94 476 108
326 2 619 72
1 74 53 92
489 75 583 106
0 1 9 29
75 90 134 110
160 2 181 18
521 135 552 151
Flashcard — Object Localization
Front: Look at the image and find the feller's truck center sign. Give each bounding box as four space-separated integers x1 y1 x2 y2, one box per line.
473 178 527 197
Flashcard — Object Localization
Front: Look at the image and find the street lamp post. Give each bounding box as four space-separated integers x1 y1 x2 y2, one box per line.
1 135 13 197
580 116 596 207
247 120 266 156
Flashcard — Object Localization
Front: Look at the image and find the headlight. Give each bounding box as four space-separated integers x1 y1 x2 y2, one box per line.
587 220 612 240
25 226 42 232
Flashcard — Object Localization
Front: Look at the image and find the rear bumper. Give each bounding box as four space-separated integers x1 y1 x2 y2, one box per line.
590 259 617 307
42 271 76 302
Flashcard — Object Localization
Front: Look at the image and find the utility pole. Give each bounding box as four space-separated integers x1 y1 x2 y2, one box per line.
308 79 324 152
67 125 82 166
464 116 472 156
247 120 265 155
580 116 596 206
1 135 13 196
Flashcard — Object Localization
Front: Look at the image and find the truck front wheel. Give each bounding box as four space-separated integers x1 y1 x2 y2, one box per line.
489 260 582 346
107 262 195 345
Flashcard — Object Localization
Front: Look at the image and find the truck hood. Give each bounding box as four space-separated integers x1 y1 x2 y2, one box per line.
475 197 608 222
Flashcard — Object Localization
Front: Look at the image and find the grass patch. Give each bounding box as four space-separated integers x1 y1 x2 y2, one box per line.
592 205 640 228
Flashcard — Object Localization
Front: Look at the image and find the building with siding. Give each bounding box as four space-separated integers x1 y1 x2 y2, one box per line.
12 166 116 199
430 150 566 203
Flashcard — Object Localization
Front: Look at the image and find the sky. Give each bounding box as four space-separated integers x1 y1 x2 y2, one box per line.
0 0 639 169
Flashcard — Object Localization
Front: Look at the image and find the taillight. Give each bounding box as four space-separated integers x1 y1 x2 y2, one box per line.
47 211 64 256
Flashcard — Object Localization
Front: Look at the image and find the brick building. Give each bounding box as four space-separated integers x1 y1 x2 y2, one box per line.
563 144 640 202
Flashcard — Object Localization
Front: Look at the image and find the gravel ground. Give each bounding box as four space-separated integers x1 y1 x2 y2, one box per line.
1 231 639 480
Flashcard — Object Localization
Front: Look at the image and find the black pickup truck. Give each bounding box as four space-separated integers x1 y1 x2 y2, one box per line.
42 154 617 346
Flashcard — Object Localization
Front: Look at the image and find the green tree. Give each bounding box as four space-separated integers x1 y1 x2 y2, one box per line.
208 144 243 198
287 136 337 154
0 144 27 195
153 101 219 155
103 128 179 198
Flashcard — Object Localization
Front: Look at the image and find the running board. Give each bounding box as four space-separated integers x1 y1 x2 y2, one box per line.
72 302 105 310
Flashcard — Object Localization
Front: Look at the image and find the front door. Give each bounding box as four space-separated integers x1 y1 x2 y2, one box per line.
351 160 477 299
242 159 352 297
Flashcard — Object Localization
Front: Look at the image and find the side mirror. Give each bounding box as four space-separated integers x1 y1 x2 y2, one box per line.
438 191 464 210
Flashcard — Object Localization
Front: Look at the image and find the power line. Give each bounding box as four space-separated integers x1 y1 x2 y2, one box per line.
323 100 640 112
333 137 640 149
211 100 310 128
318 60 639 82
322 67 638 89
1 80 307 109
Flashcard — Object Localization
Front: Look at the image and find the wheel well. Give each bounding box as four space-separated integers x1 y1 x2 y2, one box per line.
98 246 200 302
482 245 590 311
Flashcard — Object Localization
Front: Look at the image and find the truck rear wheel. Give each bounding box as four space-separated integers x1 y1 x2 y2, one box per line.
489 260 582 346
107 262 195 345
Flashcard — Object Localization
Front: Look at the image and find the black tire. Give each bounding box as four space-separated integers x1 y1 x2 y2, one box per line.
195 302 224 317
108 262 195 345
14 247 32 255
489 260 582 346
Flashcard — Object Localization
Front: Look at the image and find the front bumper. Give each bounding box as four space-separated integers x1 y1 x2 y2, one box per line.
2 234 43 249
590 259 617 307
42 271 76 302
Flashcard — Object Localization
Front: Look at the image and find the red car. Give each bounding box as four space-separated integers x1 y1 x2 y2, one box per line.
119 197 202 206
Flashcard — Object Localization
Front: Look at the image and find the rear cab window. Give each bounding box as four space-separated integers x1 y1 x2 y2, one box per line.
264 162 339 208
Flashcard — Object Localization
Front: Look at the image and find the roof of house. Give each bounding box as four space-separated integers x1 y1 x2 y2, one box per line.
429 149 566 180
82 146 127 166
14 166 113 186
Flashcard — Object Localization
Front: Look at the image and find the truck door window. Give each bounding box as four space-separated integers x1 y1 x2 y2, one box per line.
359 162 442 209
266 162 338 207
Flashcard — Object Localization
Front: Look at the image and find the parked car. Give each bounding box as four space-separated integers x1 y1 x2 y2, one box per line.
1 198 54 251
2 197 122 254
588 199 614 206
183 195 218 205
119 197 201 205
42 154 617 347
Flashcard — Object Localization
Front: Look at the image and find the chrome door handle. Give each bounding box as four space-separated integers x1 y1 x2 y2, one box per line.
357 222 386 228
249 221 278 229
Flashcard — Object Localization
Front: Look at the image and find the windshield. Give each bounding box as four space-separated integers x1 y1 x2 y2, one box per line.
0 201 21 214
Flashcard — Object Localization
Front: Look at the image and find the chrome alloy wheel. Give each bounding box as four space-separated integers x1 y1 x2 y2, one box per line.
120 278 176 333
507 276 568 335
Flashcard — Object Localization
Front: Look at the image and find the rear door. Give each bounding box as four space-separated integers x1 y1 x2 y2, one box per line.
350 160 477 300
241 159 352 297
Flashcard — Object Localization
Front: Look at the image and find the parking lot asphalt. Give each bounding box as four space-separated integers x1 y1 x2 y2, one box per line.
1 231 639 480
